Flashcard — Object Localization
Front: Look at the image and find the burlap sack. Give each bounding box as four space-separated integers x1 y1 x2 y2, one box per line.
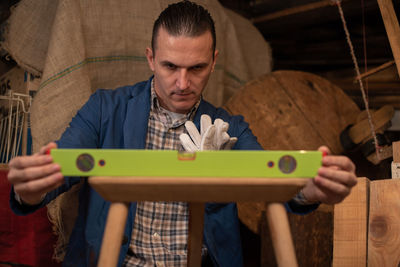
2 0 272 261
1 0 59 76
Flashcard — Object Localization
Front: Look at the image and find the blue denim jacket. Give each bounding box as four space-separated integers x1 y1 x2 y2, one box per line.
10 77 316 266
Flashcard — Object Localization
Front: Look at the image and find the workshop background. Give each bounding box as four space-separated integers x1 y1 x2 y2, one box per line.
0 0 399 266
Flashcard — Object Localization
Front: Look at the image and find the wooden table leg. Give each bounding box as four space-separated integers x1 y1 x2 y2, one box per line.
266 202 298 267
98 202 129 267
187 202 205 267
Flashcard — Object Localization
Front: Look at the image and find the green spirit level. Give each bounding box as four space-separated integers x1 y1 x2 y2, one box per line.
50 149 322 178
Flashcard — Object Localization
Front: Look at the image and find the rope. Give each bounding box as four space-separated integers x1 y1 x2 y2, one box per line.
331 0 381 160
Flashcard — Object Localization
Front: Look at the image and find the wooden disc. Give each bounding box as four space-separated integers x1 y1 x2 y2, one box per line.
223 70 360 233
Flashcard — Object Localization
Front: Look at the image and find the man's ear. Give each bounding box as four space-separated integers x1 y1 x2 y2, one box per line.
146 47 155 71
211 49 219 72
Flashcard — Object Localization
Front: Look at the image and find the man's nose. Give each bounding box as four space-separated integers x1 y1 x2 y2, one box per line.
176 69 190 90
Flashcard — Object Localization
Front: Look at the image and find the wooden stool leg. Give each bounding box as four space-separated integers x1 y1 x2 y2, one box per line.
266 202 298 267
187 202 205 267
98 202 129 267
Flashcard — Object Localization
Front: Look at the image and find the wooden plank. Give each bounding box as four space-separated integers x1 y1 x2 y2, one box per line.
250 0 378 36
334 65 400 85
348 105 394 144
355 61 395 81
393 141 400 163
333 177 369 267
377 0 400 78
88 176 308 203
251 0 338 24
392 141 400 178
368 179 400 267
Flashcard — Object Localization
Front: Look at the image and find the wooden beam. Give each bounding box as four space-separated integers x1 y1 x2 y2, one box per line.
333 178 370 267
392 141 400 178
393 141 400 163
354 60 395 82
368 179 400 266
250 0 354 24
251 0 347 24
377 0 400 78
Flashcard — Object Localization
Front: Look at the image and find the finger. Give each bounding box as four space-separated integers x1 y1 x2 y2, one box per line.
8 154 53 170
317 166 357 187
14 172 64 197
313 175 352 202
214 119 229 133
185 121 202 148
8 162 61 184
179 133 198 152
322 155 356 173
200 115 212 136
200 125 216 150
222 137 238 150
318 145 331 156
328 165 340 171
39 142 58 155
217 132 230 148
214 119 229 148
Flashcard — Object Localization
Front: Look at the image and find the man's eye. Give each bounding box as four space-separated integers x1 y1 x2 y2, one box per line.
191 66 204 71
165 64 177 70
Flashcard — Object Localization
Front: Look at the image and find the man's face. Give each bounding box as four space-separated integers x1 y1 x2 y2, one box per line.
146 27 218 114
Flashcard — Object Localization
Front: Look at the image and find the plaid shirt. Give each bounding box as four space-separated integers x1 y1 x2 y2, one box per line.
123 81 199 267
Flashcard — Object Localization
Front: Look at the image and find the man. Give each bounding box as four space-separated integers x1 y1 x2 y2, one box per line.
7 1 357 266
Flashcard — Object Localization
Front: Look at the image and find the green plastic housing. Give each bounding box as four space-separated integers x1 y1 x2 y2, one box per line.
50 149 322 178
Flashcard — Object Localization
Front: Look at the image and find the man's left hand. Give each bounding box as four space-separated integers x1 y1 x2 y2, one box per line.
301 146 357 205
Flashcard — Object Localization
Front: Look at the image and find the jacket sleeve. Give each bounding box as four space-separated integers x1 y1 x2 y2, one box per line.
285 199 319 214
10 91 105 215
56 90 104 149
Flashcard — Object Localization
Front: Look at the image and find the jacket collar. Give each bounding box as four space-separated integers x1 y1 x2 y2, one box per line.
123 77 152 149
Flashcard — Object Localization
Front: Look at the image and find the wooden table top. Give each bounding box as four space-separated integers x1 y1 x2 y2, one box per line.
89 176 308 203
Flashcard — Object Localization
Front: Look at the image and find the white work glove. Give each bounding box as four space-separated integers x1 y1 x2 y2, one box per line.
180 114 238 152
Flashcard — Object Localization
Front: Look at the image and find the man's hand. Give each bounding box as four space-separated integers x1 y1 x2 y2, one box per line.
7 142 64 205
301 146 357 205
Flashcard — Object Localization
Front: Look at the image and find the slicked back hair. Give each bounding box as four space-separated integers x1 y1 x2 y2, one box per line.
151 1 216 57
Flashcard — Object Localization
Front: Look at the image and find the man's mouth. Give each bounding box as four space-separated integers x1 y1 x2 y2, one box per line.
173 91 191 96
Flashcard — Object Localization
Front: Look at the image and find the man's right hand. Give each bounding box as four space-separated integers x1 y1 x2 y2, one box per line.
7 142 64 205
